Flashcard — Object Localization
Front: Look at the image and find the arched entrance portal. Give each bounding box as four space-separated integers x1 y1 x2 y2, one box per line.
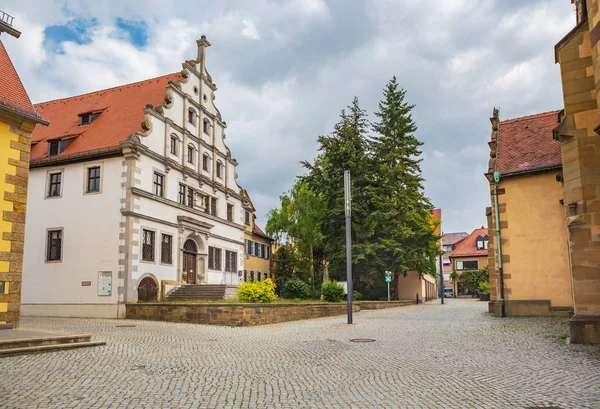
183 239 198 284
138 276 158 302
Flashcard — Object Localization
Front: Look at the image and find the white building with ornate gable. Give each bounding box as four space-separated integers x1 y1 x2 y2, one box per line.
22 37 246 318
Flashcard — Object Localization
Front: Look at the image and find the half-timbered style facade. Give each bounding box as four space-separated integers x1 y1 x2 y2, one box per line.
21 37 245 318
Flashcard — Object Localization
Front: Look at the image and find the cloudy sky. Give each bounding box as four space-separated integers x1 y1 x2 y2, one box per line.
3 0 574 233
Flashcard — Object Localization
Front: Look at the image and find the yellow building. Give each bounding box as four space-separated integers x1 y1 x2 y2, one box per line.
486 109 572 317
241 190 273 282
0 33 48 326
553 0 600 343
449 227 489 297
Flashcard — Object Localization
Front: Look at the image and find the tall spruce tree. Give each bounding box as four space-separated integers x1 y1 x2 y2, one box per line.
303 97 379 290
370 76 440 278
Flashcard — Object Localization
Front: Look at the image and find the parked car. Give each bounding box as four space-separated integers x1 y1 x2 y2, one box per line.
444 288 453 298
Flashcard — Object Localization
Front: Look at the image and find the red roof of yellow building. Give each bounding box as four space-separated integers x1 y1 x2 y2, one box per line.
30 72 182 163
497 110 562 176
450 226 488 258
0 36 45 122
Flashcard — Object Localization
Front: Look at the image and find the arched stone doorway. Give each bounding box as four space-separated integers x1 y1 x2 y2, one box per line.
183 239 198 284
138 276 158 302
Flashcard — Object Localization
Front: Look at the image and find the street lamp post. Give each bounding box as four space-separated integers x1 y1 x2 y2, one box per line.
439 232 444 304
344 170 353 324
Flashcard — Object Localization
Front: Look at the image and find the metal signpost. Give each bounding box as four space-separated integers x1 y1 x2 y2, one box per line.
344 170 353 324
385 271 392 301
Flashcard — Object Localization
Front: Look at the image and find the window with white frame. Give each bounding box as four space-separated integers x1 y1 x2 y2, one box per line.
456 260 478 270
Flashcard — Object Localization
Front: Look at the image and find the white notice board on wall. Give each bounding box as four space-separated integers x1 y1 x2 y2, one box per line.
98 271 112 296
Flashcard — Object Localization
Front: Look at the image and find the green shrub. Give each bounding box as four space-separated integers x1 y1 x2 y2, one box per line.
322 281 345 302
293 298 303 304
237 278 277 303
352 291 362 301
282 278 310 300
478 281 490 295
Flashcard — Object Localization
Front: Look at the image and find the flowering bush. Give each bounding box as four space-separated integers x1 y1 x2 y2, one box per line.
237 278 277 303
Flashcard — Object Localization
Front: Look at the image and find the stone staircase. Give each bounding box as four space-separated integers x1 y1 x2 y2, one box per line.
0 331 106 357
166 284 229 301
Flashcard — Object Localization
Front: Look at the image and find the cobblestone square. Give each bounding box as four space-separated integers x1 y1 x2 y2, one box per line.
1 299 599 409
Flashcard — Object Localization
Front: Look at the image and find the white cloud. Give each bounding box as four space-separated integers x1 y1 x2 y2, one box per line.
0 0 577 233
241 19 259 40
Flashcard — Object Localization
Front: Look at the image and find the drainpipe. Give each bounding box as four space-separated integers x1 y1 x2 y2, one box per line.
492 171 506 317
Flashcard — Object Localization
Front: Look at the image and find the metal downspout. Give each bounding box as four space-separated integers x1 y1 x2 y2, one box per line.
493 171 506 317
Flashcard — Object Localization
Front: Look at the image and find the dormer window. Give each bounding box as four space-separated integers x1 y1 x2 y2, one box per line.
47 138 75 157
188 108 196 125
476 235 489 250
79 111 99 126
48 141 60 156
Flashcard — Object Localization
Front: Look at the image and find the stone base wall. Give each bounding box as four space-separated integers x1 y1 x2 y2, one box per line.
570 315 600 344
488 300 572 317
356 300 414 310
21 303 124 319
126 300 416 326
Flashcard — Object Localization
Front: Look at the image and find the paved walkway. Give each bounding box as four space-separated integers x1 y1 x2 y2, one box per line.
1 299 599 409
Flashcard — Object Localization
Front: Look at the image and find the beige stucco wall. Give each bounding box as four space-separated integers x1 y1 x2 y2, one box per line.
500 173 572 308
397 271 437 302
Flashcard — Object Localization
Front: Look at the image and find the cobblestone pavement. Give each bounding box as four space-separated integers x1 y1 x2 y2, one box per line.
1 299 599 409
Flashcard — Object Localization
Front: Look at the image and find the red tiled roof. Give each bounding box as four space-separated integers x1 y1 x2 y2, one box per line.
497 110 562 175
0 37 44 121
253 223 273 241
450 226 488 258
30 72 182 162
442 232 469 246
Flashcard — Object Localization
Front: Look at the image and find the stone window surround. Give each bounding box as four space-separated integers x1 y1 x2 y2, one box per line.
45 227 64 263
44 168 64 199
83 161 104 195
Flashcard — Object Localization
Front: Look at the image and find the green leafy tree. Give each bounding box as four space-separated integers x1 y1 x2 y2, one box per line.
370 76 442 279
266 181 325 296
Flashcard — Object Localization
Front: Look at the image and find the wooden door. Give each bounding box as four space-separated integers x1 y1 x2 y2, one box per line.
184 252 196 284
138 277 157 302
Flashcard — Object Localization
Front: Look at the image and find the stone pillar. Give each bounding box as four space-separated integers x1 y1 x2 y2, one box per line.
0 122 35 327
